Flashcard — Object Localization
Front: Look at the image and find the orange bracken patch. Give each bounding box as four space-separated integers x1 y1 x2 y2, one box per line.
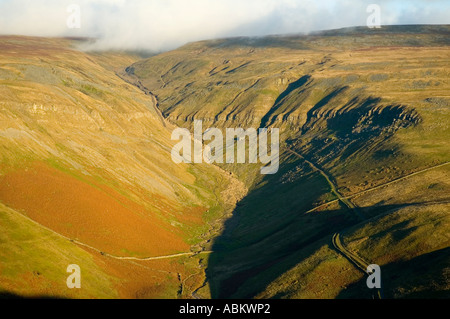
175 206 206 227
0 162 189 257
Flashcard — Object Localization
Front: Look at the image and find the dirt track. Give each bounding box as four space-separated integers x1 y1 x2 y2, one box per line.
286 148 365 220
287 148 382 298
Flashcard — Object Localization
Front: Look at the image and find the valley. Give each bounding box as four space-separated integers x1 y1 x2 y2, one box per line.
0 25 449 299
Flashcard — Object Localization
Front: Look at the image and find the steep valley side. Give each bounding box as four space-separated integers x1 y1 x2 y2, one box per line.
0 26 449 299
0 36 238 298
128 26 450 298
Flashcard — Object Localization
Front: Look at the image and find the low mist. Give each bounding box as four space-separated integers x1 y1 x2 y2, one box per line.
0 0 448 52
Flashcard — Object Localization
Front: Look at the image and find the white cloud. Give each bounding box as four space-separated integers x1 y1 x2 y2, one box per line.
0 0 448 51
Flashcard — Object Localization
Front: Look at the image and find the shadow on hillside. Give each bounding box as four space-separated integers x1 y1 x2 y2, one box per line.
205 163 445 300
203 83 426 298
260 75 311 128
337 247 450 299
205 153 346 298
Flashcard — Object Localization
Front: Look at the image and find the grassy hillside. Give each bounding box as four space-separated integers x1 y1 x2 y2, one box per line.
1 25 448 299
0 202 118 299
0 36 239 298
129 25 450 298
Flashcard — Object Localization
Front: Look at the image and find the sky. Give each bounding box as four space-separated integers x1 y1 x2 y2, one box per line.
0 0 449 51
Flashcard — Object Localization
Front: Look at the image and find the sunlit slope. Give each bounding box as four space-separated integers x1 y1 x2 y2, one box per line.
0 36 233 298
130 26 449 187
0 202 118 299
129 25 450 298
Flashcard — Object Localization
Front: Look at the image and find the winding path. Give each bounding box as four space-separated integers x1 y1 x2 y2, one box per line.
71 238 213 261
286 148 365 220
12 206 213 262
286 148 450 298
297 155 450 215
332 233 370 273
332 233 383 299
287 148 379 297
